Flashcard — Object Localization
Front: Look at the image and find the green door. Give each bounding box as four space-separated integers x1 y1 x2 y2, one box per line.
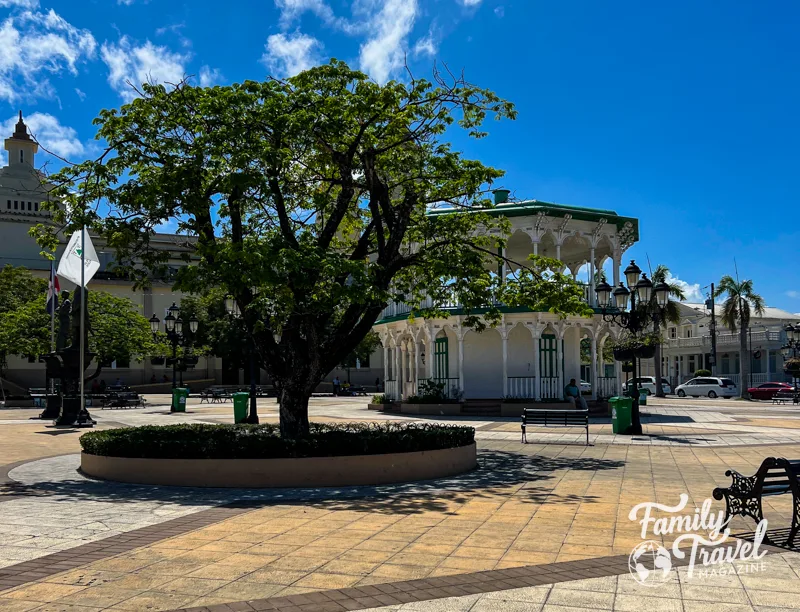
539 334 558 399
434 337 449 381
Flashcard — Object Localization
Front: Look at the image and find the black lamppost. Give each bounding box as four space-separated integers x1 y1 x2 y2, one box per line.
149 303 198 389
226 294 259 424
595 261 670 435
783 323 800 388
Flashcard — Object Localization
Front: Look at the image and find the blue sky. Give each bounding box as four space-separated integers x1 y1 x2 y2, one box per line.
1 0 798 313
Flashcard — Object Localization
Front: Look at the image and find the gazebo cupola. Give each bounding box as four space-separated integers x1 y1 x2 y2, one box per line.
4 112 37 169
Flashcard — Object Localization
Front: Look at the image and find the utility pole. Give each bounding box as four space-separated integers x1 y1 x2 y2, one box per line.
708 283 718 376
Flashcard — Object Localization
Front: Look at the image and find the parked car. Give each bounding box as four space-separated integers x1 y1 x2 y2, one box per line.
623 376 672 395
746 382 796 401
675 377 737 398
580 380 591 393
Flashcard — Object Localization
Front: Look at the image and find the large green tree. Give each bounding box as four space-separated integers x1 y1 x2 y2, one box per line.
713 275 765 398
35 61 591 437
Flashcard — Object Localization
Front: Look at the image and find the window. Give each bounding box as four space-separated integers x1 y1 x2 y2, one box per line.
27 201 31 211
13 200 17 209
19 150 23 163
669 327 677 339
685 328 693 338
5 200 9 209
34 202 38 211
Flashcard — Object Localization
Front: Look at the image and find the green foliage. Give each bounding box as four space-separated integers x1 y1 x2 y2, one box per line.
371 394 391 404
36 60 589 437
88 291 161 369
713 276 766 332
612 332 663 350
693 369 712 376
406 379 462 404
784 358 800 375
80 422 475 459
341 331 382 369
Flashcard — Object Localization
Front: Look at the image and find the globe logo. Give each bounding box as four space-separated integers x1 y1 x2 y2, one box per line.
628 540 672 586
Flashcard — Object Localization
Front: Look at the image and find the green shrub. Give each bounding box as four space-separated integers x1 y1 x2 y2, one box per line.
406 379 462 404
371 394 391 404
693 369 711 377
80 422 475 459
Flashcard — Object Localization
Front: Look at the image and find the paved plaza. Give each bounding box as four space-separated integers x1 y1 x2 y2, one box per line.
1 396 800 610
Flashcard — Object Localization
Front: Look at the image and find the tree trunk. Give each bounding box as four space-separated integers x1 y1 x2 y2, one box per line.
654 317 665 397
740 323 750 399
278 386 311 438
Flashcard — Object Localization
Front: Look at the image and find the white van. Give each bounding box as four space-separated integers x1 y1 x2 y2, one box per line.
623 376 672 395
675 377 738 398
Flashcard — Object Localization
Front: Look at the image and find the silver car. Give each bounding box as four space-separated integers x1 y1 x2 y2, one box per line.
675 377 737 398
624 376 672 395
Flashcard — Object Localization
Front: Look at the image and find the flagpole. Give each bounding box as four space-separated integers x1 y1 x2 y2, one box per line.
80 226 85 419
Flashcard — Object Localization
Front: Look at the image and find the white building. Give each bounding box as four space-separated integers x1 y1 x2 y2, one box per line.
372 191 638 402
639 301 796 388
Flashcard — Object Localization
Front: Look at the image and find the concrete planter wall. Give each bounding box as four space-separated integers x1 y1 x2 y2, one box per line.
500 402 534 417
400 403 463 416
81 442 477 488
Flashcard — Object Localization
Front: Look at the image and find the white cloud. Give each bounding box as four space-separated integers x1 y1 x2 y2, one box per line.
0 9 96 102
0 0 38 7
100 36 189 102
787 290 800 299
458 0 482 5
494 6 505 17
117 0 136 4
198 65 221 87
261 32 322 77
74 87 86 100
2 112 83 160
412 26 438 59
665 273 704 303
358 0 418 83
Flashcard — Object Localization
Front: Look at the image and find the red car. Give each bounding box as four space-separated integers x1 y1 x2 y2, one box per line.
747 382 796 400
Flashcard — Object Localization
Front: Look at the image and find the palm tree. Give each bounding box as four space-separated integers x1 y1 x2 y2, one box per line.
713 276 765 399
648 265 686 396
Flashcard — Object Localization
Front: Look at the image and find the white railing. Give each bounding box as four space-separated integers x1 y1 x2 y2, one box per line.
507 376 536 399
666 330 784 349
540 377 561 400
597 377 618 398
432 377 461 399
378 283 591 320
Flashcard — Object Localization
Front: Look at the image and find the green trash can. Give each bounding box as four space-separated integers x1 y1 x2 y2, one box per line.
610 396 633 434
171 388 189 413
639 390 648 406
232 392 249 424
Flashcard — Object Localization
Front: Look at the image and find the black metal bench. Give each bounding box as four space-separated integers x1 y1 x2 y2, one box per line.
712 457 800 546
773 390 800 405
521 407 589 445
100 392 145 409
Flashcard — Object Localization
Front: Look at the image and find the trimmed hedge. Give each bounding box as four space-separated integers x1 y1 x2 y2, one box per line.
80 422 475 459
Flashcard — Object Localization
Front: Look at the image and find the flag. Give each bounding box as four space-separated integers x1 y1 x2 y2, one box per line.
56 229 100 287
46 262 60 314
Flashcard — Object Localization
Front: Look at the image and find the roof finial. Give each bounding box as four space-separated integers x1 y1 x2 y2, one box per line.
11 111 31 141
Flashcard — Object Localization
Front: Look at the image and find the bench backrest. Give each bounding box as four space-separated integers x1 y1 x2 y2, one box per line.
756 458 800 496
522 408 588 426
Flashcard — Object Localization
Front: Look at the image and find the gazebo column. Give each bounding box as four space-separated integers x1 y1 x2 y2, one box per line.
413 340 420 394
590 334 598 400
589 247 596 306
613 248 621 287
501 328 509 398
533 332 541 401
458 332 465 394
399 343 407 398
383 344 389 390
393 343 401 398
556 332 564 398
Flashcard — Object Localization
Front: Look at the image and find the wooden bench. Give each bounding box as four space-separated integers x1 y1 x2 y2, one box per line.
773 390 800 405
521 407 589 445
200 388 232 403
712 457 800 546
100 392 145 409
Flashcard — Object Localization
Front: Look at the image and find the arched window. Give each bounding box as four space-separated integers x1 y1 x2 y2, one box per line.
19 150 23 164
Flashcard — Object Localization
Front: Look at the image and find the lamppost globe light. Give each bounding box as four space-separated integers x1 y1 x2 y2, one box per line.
794 323 800 341
164 311 176 333
189 317 199 334
612 283 630 311
654 281 670 308
149 314 160 335
168 302 180 318
635 274 653 304
785 324 795 342
595 281 612 308
623 260 642 288
175 318 183 335
225 296 237 317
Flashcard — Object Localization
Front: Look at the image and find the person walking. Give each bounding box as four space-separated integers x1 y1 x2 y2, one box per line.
333 376 341 396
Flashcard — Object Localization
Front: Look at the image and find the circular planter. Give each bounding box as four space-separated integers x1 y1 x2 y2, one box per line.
80 443 477 488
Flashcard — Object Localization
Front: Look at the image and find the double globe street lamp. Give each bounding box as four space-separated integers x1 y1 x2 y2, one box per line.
149 303 198 389
595 261 671 435
782 323 800 388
